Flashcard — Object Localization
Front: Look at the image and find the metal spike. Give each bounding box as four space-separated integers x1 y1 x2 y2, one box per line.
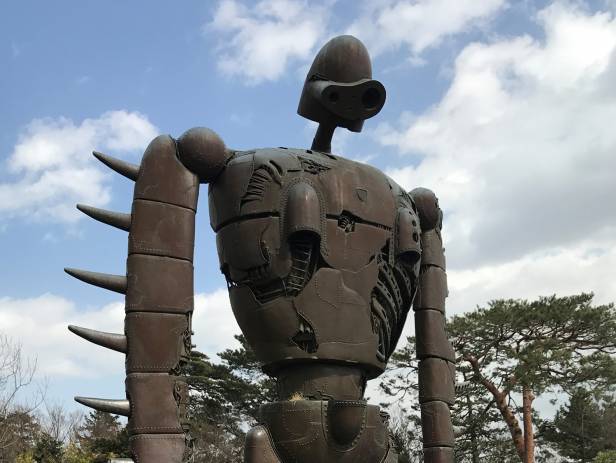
74 397 130 416
68 325 127 353
93 151 139 181
64 268 127 294
77 204 131 231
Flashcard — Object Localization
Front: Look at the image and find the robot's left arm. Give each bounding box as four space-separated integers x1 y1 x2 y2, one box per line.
410 187 456 463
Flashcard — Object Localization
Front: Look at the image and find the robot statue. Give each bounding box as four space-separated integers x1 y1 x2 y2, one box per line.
65 36 455 462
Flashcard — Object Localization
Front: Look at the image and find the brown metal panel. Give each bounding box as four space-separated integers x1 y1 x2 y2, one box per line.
134 135 199 210
423 446 455 463
129 200 195 261
327 400 367 446
126 373 186 434
415 266 447 313
228 286 303 368
216 217 279 273
125 312 189 373
277 364 365 401
257 399 389 462
410 187 441 232
317 161 396 229
420 229 446 269
208 148 302 231
295 266 383 375
244 426 283 463
418 358 455 405
126 254 193 314
129 433 185 463
395 206 422 262
285 182 322 237
324 220 389 271
415 310 455 362
420 401 455 448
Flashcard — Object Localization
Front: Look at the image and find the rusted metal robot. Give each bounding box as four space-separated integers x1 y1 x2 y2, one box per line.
66 35 455 462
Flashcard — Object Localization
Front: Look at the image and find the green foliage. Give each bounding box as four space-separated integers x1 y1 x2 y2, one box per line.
77 410 130 462
451 294 616 395
595 450 616 463
186 335 277 461
62 442 93 463
381 293 616 461
32 432 63 462
15 452 35 463
543 388 616 462
0 409 41 461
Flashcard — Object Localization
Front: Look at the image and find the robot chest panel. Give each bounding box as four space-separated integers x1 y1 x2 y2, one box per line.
208 148 396 232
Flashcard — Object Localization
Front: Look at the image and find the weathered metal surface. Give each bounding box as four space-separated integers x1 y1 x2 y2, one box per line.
76 204 131 231
74 397 130 416
68 325 127 353
67 34 456 463
411 187 456 461
64 267 127 294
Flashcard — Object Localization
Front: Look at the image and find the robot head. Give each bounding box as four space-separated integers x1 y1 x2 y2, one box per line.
298 35 386 133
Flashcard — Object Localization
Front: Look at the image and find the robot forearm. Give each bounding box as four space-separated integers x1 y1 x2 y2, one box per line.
68 129 228 462
411 188 456 463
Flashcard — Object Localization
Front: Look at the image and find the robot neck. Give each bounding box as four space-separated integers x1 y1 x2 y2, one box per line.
311 123 336 153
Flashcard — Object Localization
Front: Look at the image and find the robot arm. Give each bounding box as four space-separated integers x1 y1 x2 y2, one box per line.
67 128 228 463
410 187 456 463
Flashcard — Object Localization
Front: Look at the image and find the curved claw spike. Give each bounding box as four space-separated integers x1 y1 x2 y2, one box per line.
68 325 127 353
75 397 130 416
77 204 131 231
93 151 139 181
64 268 127 294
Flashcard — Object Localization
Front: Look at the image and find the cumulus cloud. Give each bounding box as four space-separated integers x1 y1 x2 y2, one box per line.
0 111 158 223
447 239 616 315
0 294 125 378
0 288 239 380
379 2 616 271
347 0 507 58
208 0 329 84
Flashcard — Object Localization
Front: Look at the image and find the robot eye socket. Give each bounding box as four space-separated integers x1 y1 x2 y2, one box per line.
362 87 381 110
329 91 340 103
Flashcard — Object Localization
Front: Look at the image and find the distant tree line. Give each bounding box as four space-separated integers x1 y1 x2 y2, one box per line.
2 293 615 462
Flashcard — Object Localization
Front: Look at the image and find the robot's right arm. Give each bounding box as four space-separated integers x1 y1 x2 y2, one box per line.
67 128 228 462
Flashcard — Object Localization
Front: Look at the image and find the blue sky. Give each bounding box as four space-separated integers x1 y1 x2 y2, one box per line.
2 0 616 415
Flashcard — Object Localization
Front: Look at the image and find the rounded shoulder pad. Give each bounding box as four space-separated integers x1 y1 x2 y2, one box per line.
410 187 441 231
177 127 229 183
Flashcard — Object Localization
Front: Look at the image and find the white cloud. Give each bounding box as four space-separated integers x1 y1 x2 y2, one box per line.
0 288 239 379
208 0 329 84
380 2 616 271
193 289 242 359
447 239 616 315
347 0 507 58
0 111 158 223
0 294 125 378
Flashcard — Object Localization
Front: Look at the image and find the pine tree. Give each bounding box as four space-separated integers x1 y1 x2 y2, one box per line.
381 293 616 463
32 432 63 463
77 410 130 462
543 388 616 462
186 335 276 462
450 293 616 462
